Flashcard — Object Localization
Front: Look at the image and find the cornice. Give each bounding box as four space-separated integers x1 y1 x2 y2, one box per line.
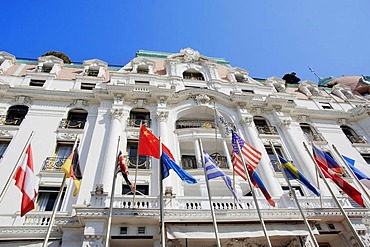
1 87 96 101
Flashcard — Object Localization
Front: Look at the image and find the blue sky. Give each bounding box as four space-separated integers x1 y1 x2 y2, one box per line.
2 1 369 81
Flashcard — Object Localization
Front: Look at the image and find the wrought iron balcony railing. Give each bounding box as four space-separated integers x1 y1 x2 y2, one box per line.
176 120 215 129
181 156 197 170
348 135 367 144
42 156 67 171
256 126 278 135
59 119 86 129
124 155 151 169
181 154 228 170
0 115 23 126
127 118 151 128
303 132 325 142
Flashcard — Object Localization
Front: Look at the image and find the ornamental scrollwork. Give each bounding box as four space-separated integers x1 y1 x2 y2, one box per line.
156 111 169 122
194 94 210 105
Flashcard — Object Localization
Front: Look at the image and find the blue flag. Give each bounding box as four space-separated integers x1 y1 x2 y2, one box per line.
204 151 242 208
161 152 197 184
343 155 370 190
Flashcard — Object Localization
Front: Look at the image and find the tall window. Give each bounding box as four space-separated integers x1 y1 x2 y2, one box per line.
43 141 74 171
300 123 324 142
128 108 150 127
126 141 149 169
36 187 65 211
340 125 366 144
60 108 88 129
265 145 284 173
5 105 29 126
254 116 278 135
0 140 10 160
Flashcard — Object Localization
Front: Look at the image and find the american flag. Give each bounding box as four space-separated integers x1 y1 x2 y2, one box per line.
231 131 275 207
231 131 262 172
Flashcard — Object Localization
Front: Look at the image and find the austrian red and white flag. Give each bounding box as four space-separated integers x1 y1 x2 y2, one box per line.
13 144 38 217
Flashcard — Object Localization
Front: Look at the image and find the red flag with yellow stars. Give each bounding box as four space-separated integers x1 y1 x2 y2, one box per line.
138 125 175 160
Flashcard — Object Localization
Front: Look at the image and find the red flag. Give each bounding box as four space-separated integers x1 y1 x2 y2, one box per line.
314 150 364 207
14 144 38 217
138 125 175 160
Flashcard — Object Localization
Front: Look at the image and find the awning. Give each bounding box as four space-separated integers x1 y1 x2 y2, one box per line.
167 223 318 239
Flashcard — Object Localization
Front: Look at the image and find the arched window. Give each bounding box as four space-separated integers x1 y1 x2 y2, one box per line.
300 123 324 142
253 116 278 135
341 125 367 144
5 105 29 126
137 65 149 74
183 69 204 81
128 108 150 127
60 108 88 129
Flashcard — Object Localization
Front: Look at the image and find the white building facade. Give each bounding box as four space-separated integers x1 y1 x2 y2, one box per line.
0 48 369 246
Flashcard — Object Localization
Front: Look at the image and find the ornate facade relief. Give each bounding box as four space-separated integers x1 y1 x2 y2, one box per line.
279 116 292 127
296 115 311 123
193 94 211 106
156 111 169 122
12 96 32 105
111 108 124 120
69 99 89 108
241 115 254 126
180 48 200 63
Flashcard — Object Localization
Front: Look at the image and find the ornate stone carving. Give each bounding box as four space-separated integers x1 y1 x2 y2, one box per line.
13 96 31 105
194 94 210 105
111 108 124 119
0 129 12 137
157 111 169 122
134 99 147 108
242 115 254 126
69 99 89 107
114 94 123 104
296 115 311 123
180 48 200 63
279 117 291 126
337 118 348 125
57 133 78 140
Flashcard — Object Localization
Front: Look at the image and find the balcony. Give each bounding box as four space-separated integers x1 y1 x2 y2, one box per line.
181 154 228 170
59 118 86 129
42 156 67 172
348 135 367 144
256 126 278 135
181 155 197 170
124 155 151 169
0 115 23 126
127 118 151 128
176 120 215 129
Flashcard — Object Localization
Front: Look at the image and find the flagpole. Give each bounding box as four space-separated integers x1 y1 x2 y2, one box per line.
132 122 143 208
303 142 365 247
198 139 221 247
0 131 34 203
159 137 166 247
104 136 121 247
234 133 272 247
43 137 79 247
269 142 319 247
332 144 370 204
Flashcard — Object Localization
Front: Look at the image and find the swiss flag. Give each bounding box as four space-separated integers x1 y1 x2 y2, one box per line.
14 144 38 217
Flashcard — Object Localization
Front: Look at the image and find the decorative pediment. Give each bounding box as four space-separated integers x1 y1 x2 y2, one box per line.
0 51 16 74
298 80 321 97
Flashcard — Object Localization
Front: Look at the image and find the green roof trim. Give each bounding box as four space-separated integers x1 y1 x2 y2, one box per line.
136 50 230 66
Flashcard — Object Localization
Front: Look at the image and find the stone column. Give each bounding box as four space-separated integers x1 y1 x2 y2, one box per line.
239 113 283 196
101 97 124 194
274 110 328 195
